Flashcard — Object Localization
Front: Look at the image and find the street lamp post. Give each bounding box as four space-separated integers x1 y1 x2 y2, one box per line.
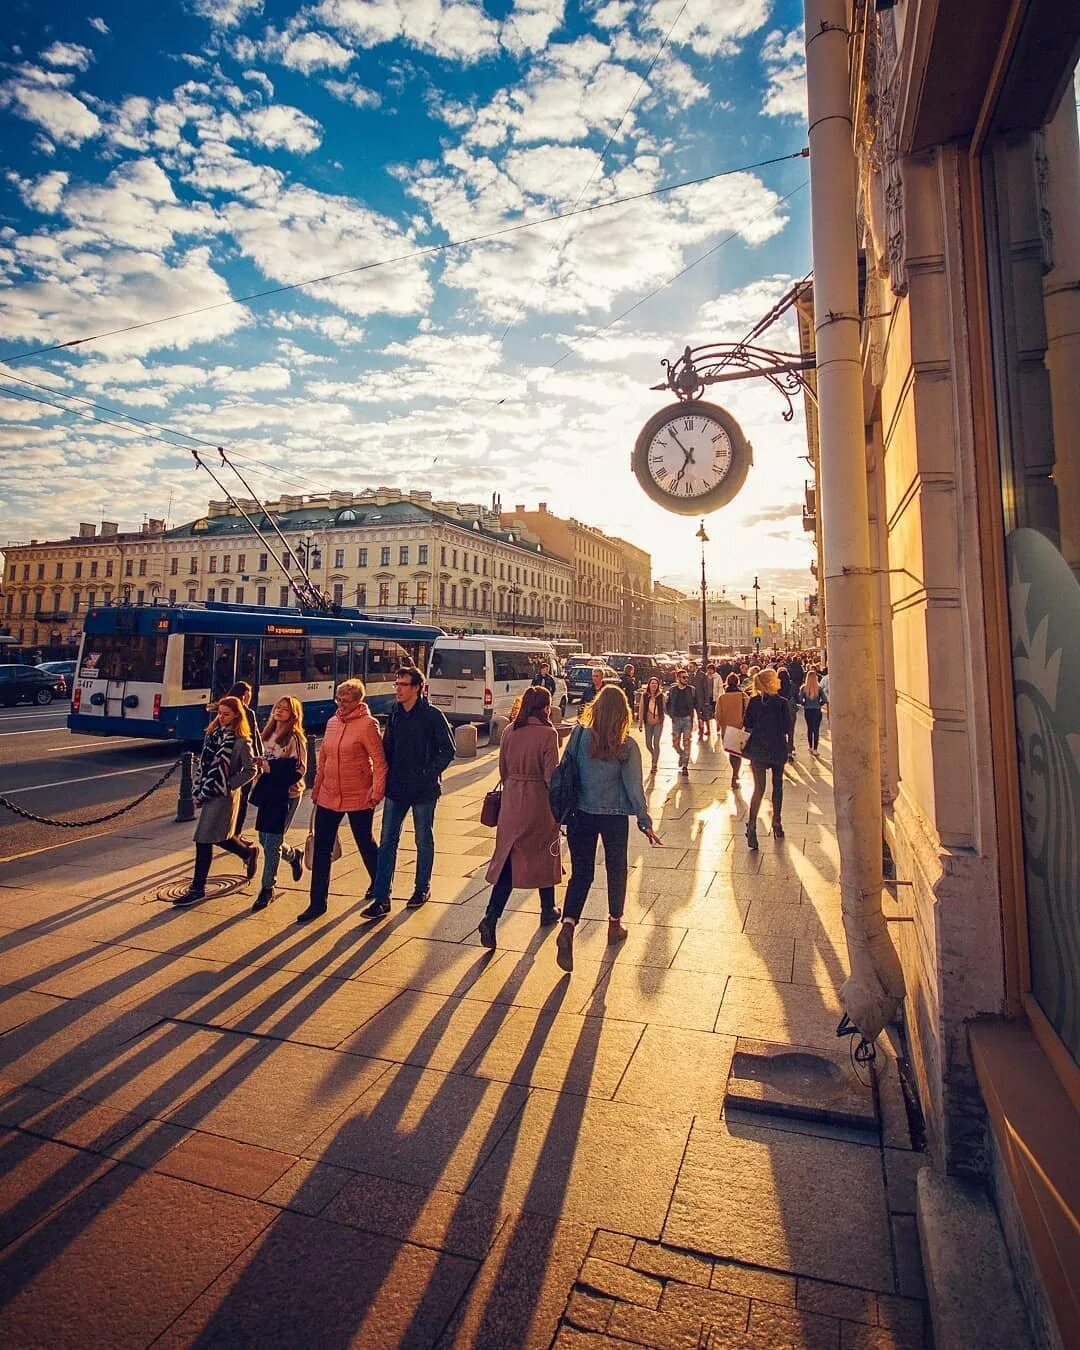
752 576 760 654
782 607 788 650
509 584 521 635
695 520 709 662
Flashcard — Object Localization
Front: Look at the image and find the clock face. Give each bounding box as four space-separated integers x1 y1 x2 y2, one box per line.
632 399 751 515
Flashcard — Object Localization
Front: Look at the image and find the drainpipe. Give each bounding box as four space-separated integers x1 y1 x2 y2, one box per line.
804 0 905 1042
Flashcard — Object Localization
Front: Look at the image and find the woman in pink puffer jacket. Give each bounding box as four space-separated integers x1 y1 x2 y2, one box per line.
296 679 387 924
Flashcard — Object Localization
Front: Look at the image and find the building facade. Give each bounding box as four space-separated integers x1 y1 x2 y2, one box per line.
803 4 1079 1342
500 504 622 654
1 490 575 646
608 536 653 653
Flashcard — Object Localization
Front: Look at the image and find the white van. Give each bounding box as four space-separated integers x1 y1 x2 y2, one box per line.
427 635 568 725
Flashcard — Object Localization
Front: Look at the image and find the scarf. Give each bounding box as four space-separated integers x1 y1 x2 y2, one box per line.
194 726 235 805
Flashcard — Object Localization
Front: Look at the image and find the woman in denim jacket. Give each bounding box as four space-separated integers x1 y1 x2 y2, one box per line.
556 685 662 971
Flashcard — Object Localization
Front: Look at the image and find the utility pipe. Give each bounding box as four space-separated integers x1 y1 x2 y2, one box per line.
803 0 904 1042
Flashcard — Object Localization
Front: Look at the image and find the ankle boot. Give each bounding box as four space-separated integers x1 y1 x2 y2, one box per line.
746 823 759 851
555 921 575 972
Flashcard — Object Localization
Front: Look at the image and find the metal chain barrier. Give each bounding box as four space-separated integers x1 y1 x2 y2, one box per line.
0 755 184 828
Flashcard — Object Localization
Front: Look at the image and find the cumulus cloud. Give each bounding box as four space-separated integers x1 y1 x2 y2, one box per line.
501 0 566 55
0 64 101 147
103 82 323 157
260 27 353 73
192 0 263 28
650 0 771 58
761 27 807 121
314 0 500 63
41 42 94 71
88 17 110 34
323 75 381 108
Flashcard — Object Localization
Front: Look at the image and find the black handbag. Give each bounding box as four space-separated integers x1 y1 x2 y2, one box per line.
480 784 502 827
548 725 583 826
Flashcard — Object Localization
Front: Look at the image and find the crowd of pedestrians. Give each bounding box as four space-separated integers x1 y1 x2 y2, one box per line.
177 649 825 969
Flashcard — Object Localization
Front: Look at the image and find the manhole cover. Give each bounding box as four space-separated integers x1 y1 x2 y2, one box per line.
725 1038 877 1131
156 875 247 903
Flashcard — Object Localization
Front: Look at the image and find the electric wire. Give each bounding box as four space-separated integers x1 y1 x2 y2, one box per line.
0 149 809 365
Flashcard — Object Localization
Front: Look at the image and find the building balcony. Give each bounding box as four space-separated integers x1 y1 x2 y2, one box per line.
802 507 817 533
32 610 70 622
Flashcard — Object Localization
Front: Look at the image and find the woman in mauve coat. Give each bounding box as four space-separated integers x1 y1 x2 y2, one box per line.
477 686 563 949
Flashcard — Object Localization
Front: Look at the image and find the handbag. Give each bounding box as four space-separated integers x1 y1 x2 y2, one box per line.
548 725 583 826
722 724 750 755
480 783 502 827
303 824 342 870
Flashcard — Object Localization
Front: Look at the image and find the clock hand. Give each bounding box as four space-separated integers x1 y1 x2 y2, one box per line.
668 430 693 463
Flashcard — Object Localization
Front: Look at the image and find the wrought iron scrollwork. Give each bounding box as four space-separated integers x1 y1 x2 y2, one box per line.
652 343 816 421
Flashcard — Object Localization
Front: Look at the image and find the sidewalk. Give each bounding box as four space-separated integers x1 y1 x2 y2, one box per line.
0 724 929 1348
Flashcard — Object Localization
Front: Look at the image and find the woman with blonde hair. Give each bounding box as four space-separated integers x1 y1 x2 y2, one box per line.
297 677 386 924
174 695 258 905
716 671 749 790
555 684 662 971
251 696 309 911
797 669 827 756
742 667 794 849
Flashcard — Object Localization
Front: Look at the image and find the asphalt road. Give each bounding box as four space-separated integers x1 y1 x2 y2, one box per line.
0 704 182 860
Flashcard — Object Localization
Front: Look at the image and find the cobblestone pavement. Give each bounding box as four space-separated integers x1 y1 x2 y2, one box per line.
0 724 930 1348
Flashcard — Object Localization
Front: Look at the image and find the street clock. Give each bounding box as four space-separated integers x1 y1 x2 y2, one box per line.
632 399 752 515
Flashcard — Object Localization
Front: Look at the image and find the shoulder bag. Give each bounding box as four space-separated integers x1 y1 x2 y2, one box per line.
548 724 583 826
480 782 502 827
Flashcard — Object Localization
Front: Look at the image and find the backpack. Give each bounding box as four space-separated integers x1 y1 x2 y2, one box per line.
548 724 584 826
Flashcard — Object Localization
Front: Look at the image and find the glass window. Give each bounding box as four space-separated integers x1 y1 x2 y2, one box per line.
208 556 217 573
334 548 344 569
357 583 367 606
257 586 267 606
170 557 178 575
238 554 246 572
398 582 409 605
259 553 268 571
36 563 44 579
262 636 305 685
220 587 229 603
222 556 231 572
188 558 196 574
332 582 344 606
418 545 428 565
206 587 215 603
358 548 368 567
307 636 334 681
80 634 167 682
492 648 545 681
366 639 412 685
430 647 483 680
138 559 147 576
182 634 212 688
982 63 1080 1064
168 590 176 604
234 586 244 604
124 560 133 577
399 545 409 565
279 586 290 606
379 581 390 607
90 561 98 577
417 580 428 605
380 546 391 566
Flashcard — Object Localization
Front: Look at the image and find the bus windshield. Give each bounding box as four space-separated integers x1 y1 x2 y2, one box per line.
79 634 167 682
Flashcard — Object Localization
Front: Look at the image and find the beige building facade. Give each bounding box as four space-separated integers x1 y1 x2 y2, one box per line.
803 3 1079 1342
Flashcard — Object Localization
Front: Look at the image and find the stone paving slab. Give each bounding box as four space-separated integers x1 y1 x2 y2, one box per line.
337 988 515 1073
613 1025 737 1117
466 1009 645 1099
584 963 729 1032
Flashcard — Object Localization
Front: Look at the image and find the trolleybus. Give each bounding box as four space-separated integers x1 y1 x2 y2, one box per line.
68 602 443 742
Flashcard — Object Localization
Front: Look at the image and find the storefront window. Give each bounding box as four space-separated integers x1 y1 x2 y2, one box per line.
983 65 1080 1063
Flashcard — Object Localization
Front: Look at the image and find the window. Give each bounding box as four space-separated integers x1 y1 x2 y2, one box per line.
492 649 545 681
399 545 409 566
19 595 27 614
380 546 391 566
220 587 229 603
181 634 212 689
482 558 488 576
167 590 176 604
188 558 196 574
358 547 368 567
257 586 267 606
4 595 11 616
366 639 414 685
79 634 168 682
262 636 305 686
138 559 147 576
222 556 231 572
90 561 98 578
450 584 458 608
136 590 145 605
279 586 290 606
126 560 136 577
396 582 407 606
169 557 178 575
418 545 428 565
441 547 447 565
259 552 268 571
334 548 345 569
55 562 63 579
308 636 334 681
378 581 390 607
208 556 217 573
356 583 367 606
473 556 479 573
417 580 428 605
282 552 291 570
430 647 483 680
332 582 344 606
87 591 96 609
453 550 458 569
36 563 44 580
206 587 215 602
440 583 446 605
237 554 246 573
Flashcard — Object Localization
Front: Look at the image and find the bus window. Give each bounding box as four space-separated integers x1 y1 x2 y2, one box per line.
367 639 411 684
80 634 168 682
262 636 305 685
182 634 212 689
410 641 431 673
307 637 334 682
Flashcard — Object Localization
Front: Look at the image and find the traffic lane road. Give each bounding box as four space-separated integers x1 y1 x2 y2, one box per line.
0 708 182 859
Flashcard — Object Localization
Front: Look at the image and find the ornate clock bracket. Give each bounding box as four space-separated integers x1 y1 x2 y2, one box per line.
652 342 817 422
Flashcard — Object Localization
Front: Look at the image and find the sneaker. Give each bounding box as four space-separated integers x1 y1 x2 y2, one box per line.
287 847 303 883
539 907 562 927
362 886 376 902
172 888 205 907
361 896 391 919
245 845 260 881
607 918 628 943
295 902 326 924
405 889 431 910
555 922 575 972
477 915 497 950
251 887 274 912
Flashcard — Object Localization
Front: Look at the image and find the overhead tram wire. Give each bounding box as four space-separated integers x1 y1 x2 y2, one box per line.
0 149 809 366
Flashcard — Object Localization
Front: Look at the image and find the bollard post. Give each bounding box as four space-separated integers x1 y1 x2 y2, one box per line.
454 724 477 759
175 751 196 823
306 735 319 789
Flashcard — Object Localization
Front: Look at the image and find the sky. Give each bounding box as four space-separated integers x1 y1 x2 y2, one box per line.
0 0 812 608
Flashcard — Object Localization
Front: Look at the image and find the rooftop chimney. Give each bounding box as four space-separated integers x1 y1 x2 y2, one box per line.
515 504 525 512
100 521 118 538
538 502 547 512
79 523 96 539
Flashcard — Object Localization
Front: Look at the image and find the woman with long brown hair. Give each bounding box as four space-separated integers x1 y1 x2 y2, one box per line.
477 686 562 949
251 696 309 911
555 684 662 971
174 695 258 905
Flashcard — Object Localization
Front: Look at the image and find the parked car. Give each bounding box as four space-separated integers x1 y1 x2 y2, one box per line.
0 664 67 706
36 660 77 698
566 663 619 702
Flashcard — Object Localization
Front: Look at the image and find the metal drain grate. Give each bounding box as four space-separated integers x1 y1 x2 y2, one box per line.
724 1038 878 1131
156 875 247 903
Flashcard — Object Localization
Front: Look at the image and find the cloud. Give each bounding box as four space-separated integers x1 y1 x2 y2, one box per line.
652 0 772 58
16 170 70 214
41 42 94 71
212 362 292 392
322 75 381 109
241 68 275 99
313 0 501 63
260 27 353 73
240 103 322 152
501 0 566 55
272 312 367 343
88 17 110 34
761 27 806 121
0 64 101 147
743 503 802 527
192 0 263 28
695 274 801 345
103 82 323 157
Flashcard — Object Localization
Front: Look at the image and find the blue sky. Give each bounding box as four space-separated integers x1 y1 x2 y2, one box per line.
1 0 812 603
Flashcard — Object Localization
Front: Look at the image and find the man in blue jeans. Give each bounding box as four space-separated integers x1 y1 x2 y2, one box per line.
361 667 456 918
666 667 696 775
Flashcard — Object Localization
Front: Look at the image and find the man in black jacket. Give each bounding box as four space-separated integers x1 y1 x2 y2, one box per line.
532 661 556 694
361 667 456 918
666 668 696 773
